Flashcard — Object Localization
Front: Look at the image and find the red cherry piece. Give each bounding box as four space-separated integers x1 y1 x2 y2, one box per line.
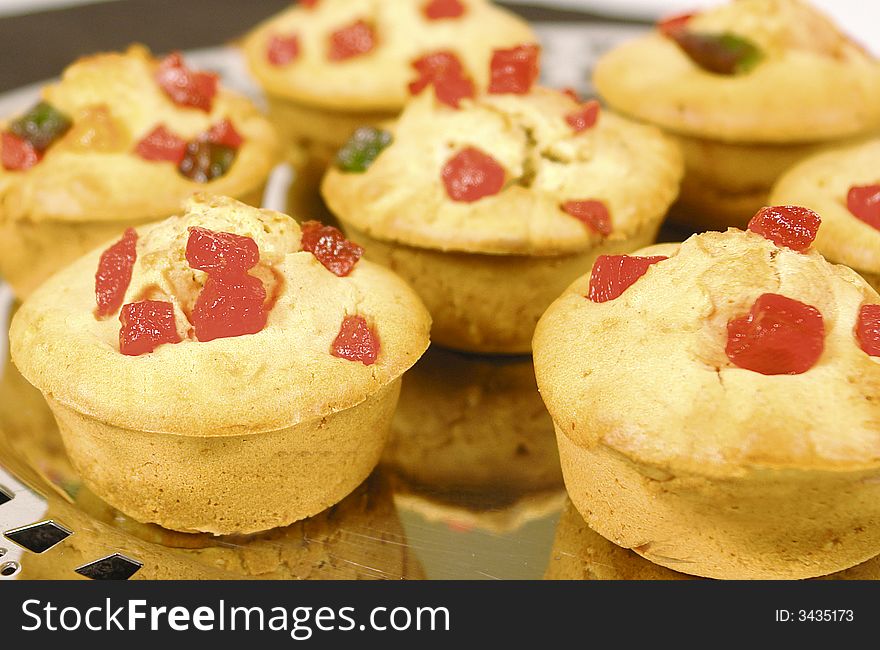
847 184 880 232
857 304 880 357
186 227 260 276
155 53 218 112
96 228 139 318
192 274 268 343
204 119 243 148
726 293 825 375
408 51 475 108
301 221 364 277
134 125 187 163
328 20 376 61
424 0 465 19
747 205 821 253
267 34 301 66
562 200 612 236
332 315 380 365
489 44 541 95
441 147 505 202
588 255 667 303
119 300 181 356
1 132 41 171
658 12 695 36
561 87 581 103
301 0 318 7
566 100 600 133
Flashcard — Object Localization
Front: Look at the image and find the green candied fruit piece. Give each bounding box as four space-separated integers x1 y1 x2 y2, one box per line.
9 101 73 151
671 31 763 75
335 127 393 173
178 141 237 183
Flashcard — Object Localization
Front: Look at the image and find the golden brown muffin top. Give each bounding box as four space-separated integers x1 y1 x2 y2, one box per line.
241 0 535 111
534 227 880 476
322 89 683 256
0 46 279 223
10 195 431 436
594 0 880 142
770 138 880 274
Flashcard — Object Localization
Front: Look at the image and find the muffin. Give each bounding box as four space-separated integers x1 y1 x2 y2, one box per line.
593 0 880 230
544 498 880 581
534 205 880 579
322 79 683 353
9 194 430 535
770 138 880 291
0 45 279 297
241 0 534 218
383 347 562 503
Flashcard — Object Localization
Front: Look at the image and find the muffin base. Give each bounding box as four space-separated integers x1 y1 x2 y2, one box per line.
670 133 855 231
343 225 660 354
556 426 880 580
383 347 562 496
46 379 400 535
0 184 266 299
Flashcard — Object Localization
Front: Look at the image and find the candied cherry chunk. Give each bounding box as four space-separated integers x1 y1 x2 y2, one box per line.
9 101 72 151
328 20 376 61
748 206 821 253
332 315 380 366
847 184 880 231
562 200 612 236
204 119 244 148
335 127 392 173
301 221 364 277
489 44 540 94
424 0 465 19
566 100 600 133
96 228 139 318
409 51 475 108
1 132 41 171
135 125 186 163
267 34 301 66
155 53 218 112
119 300 181 356
657 12 695 36
726 293 824 375
668 30 762 75
442 147 505 203
192 274 268 342
588 255 667 303
857 304 880 357
186 227 260 275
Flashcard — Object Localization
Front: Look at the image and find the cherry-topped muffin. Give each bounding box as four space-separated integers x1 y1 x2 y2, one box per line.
534 206 880 579
9 195 430 535
241 0 534 217
770 138 880 291
593 0 880 229
0 45 279 298
322 47 682 353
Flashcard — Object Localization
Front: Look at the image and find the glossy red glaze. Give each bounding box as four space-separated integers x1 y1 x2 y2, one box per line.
332 315 380 365
155 53 218 112
119 300 181 356
96 228 139 318
747 205 821 252
441 147 506 202
726 293 825 375
588 255 667 303
489 44 540 94
135 125 187 163
562 200 612 236
301 221 364 277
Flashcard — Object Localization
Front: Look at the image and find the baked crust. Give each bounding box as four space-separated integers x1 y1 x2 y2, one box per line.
770 138 880 277
10 195 431 437
593 0 880 142
0 46 279 224
323 89 683 256
242 0 535 111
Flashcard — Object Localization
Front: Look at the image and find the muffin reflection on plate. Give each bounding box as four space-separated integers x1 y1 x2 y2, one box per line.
382 347 565 532
17 472 424 580
545 499 880 581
